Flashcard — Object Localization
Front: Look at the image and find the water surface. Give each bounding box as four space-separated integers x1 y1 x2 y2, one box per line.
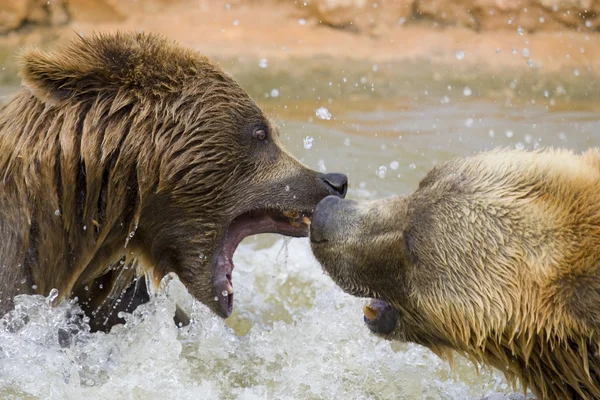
1 74 599 399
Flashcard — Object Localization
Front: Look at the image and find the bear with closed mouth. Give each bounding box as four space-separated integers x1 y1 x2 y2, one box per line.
0 31 347 332
310 148 600 400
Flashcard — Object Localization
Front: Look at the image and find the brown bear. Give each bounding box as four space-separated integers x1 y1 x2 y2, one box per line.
310 148 600 400
0 31 348 332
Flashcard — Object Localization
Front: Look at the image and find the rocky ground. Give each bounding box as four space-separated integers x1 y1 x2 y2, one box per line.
0 0 598 102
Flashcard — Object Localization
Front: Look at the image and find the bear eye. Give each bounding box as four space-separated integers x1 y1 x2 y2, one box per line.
253 128 266 141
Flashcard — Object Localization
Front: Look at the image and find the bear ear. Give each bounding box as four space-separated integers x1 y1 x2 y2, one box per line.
18 45 93 105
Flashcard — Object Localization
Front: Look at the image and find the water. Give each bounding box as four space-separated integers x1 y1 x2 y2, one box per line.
1 78 599 399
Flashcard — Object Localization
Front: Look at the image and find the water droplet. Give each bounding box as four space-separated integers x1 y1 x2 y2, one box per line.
464 118 474 128
390 160 400 170
511 48 517 54
54 209 61 216
317 159 327 173
505 129 514 138
455 50 465 60
524 134 533 143
376 166 387 179
517 26 524 35
408 163 416 170
515 142 525 150
233 20 239 26
270 88 280 97
298 18 306 25
585 20 592 28
372 64 378 72
463 87 472 96
315 106 331 120
285 185 290 192
539 16 545 23
199 253 205 259
488 129 495 137
214 296 219 301
495 48 501 54
522 48 530 57
573 68 580 77
47 288 59 302
258 58 268 68
303 136 314 149
222 290 229 297
83 225 87 231
31 285 37 290
343 137 351 146
559 132 568 142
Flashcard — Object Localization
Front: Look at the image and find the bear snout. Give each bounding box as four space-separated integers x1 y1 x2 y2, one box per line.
319 173 348 198
310 195 344 243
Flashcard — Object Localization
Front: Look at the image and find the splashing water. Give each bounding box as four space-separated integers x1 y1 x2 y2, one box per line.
303 136 314 149
0 236 511 400
315 107 332 120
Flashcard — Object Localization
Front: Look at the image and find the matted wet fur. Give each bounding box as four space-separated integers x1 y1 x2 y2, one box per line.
0 31 347 332
310 148 600 399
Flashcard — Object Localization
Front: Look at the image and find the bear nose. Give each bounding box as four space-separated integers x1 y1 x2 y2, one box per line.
310 195 342 243
320 173 348 198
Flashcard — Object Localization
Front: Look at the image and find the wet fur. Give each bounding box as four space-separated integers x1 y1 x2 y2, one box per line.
0 31 335 331
311 148 600 399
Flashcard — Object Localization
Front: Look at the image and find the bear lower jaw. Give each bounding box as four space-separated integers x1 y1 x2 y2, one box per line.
363 299 400 335
211 208 312 318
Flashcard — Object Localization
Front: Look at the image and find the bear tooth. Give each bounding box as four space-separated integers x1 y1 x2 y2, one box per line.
226 281 234 294
283 210 300 219
289 220 304 228
363 305 377 321
302 216 311 226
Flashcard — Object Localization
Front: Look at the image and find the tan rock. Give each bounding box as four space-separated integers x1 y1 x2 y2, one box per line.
414 0 599 32
67 0 126 23
0 0 29 34
302 0 416 35
48 0 70 26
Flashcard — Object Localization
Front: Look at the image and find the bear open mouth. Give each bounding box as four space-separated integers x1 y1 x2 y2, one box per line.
363 298 400 335
212 209 312 317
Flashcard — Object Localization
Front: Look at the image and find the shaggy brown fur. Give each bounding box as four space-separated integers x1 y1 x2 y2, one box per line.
310 148 600 399
0 31 346 332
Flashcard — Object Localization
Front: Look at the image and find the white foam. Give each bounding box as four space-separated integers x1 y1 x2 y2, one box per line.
0 237 510 399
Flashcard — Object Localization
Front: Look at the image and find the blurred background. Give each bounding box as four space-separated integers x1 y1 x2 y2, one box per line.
0 1 599 399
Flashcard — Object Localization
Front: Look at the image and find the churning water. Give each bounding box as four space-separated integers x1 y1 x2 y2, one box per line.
0 238 511 400
1 79 599 399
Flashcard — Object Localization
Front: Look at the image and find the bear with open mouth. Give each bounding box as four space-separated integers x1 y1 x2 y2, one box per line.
0 31 347 332
311 147 600 400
